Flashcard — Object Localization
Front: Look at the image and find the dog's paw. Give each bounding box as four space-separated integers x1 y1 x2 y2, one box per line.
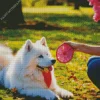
43 90 59 100
59 89 73 99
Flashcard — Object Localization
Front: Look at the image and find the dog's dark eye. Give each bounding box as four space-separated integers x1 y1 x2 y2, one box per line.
38 55 43 58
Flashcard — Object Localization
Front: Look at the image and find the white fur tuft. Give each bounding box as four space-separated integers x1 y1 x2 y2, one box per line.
0 45 13 69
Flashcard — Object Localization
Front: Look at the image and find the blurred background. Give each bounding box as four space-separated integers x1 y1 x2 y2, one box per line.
0 0 91 26
22 0 89 8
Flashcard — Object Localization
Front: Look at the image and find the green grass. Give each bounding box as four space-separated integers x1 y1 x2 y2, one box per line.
0 6 100 100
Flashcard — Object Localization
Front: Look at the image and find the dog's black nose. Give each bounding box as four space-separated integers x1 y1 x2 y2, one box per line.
51 59 56 65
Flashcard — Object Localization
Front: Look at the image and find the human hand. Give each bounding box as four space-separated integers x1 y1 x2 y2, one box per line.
64 41 82 51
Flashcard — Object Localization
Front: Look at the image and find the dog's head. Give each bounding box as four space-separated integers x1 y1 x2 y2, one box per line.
21 37 56 72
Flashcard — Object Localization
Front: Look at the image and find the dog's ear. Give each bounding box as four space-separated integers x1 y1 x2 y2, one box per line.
24 39 33 52
40 37 47 47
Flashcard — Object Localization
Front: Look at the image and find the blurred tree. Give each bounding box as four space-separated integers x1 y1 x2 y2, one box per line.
67 0 89 10
0 0 25 26
74 0 80 9
47 0 55 5
47 0 65 5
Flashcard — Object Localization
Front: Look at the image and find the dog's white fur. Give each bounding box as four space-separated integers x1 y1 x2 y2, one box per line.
0 37 73 100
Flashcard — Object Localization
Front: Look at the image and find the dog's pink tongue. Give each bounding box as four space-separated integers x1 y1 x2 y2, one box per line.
42 66 52 88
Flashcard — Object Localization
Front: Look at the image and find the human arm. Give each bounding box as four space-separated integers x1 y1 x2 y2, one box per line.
65 41 100 56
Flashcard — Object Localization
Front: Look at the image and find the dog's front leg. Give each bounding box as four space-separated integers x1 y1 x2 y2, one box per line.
20 88 58 100
52 86 73 100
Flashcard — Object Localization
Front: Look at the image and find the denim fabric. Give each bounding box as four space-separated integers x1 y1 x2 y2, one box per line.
87 56 100 89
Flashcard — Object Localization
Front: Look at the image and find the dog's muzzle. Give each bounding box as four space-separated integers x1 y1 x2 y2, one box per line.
37 65 52 72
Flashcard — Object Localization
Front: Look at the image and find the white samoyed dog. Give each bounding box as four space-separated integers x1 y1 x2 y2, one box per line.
0 37 73 100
